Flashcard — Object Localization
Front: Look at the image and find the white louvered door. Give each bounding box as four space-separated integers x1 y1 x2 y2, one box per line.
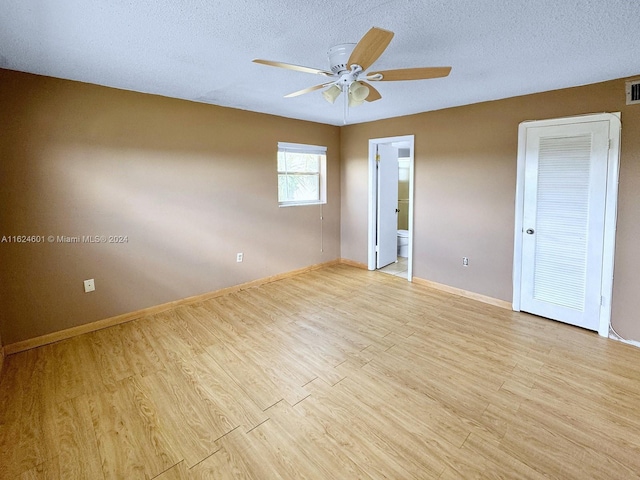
520 121 610 331
376 144 399 268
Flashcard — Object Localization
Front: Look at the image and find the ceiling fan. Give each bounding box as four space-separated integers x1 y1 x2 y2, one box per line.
253 27 451 109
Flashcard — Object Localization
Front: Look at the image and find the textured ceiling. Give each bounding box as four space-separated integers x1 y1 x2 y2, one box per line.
1 0 640 125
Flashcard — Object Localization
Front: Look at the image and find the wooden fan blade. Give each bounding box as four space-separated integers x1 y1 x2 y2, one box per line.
361 82 382 102
347 27 394 71
253 59 333 76
284 83 333 98
370 67 452 81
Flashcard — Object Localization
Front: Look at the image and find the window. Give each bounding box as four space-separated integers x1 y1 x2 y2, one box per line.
277 142 327 206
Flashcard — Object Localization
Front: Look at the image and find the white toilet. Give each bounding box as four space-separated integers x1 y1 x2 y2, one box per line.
397 230 409 257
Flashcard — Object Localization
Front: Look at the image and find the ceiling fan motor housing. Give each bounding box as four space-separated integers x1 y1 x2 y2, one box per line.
328 44 356 74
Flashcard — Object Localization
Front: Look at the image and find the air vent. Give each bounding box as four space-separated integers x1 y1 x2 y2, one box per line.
626 79 640 105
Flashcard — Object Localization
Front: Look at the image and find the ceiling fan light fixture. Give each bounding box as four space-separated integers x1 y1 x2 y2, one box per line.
348 96 365 107
348 81 370 106
322 85 342 104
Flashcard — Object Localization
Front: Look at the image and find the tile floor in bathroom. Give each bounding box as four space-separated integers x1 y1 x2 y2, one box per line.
377 256 408 279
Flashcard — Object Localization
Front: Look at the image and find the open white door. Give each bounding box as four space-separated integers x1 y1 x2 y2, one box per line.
514 114 621 334
368 135 414 280
376 144 399 268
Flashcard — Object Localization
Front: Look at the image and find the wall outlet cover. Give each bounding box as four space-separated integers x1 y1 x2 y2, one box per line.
84 279 95 293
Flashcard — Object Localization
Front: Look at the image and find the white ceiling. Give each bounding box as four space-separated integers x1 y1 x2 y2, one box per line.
1 0 640 126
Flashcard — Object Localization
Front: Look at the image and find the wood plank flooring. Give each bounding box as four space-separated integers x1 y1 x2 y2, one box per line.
2 264 640 479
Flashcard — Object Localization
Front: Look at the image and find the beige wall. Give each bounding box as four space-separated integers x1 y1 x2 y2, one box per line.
341 77 640 342
3 68 640 346
0 69 341 345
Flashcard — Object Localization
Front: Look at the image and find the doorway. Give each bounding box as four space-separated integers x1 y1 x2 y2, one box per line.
368 135 414 281
512 113 621 336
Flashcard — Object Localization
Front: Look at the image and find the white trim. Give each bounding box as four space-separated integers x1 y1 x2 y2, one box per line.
367 141 377 270
600 112 621 336
512 112 621 337
277 142 327 154
368 135 415 281
277 142 327 207
512 122 528 312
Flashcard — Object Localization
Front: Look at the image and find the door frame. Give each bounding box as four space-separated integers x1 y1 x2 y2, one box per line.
512 113 621 337
368 134 415 280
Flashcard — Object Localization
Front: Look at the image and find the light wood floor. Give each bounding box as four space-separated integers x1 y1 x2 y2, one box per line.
2 264 640 479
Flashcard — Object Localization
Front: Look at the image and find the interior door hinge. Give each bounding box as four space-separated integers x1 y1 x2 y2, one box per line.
375 154 380 163
375 245 379 252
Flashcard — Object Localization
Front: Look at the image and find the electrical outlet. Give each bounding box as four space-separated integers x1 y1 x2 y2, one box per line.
83 278 95 293
236 253 243 263
462 257 469 267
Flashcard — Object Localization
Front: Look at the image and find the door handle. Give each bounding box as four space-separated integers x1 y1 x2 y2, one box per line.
526 228 535 234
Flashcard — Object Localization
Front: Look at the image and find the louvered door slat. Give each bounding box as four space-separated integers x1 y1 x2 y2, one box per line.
533 135 591 310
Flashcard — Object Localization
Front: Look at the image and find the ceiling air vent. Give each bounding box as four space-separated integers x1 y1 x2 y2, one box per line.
626 79 640 105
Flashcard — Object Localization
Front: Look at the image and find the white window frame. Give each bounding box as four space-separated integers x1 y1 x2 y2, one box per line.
277 142 327 207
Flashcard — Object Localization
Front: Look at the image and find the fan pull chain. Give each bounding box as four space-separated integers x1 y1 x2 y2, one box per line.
343 86 348 125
